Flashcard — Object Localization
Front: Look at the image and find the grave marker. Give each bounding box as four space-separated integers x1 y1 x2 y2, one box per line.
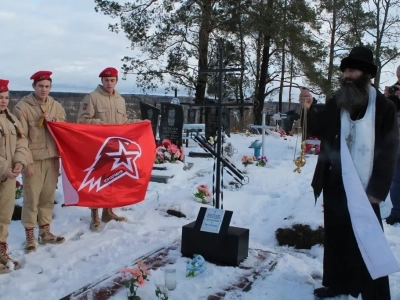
181 43 250 266
159 102 184 146
139 101 160 140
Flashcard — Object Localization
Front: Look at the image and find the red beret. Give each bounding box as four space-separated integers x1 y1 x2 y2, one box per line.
30 71 52 81
99 67 118 78
0 79 9 92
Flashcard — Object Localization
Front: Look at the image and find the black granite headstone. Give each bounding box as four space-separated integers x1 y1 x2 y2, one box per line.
205 106 218 140
285 110 300 132
187 108 197 124
139 102 160 140
159 102 184 146
222 108 231 137
205 107 230 140
181 207 249 266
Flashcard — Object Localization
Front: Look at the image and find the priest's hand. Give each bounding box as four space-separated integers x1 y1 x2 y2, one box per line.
299 89 313 110
368 195 381 204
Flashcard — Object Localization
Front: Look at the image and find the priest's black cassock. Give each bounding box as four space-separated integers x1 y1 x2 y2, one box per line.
306 89 399 299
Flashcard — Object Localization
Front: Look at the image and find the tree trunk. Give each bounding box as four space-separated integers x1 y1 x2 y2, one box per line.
278 0 287 113
288 54 294 110
373 0 384 87
238 3 245 117
278 44 286 113
327 0 336 98
255 0 274 125
195 0 212 122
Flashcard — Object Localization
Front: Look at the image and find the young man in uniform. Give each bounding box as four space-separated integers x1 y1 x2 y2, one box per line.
77 67 143 231
14 71 66 253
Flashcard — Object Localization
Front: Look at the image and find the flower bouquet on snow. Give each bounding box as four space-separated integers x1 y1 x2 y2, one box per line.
186 254 206 277
241 155 254 167
155 139 184 164
256 155 268 167
244 130 253 137
304 137 320 155
121 261 151 300
194 184 212 204
15 180 23 199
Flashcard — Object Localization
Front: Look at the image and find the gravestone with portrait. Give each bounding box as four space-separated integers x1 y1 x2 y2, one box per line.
139 101 160 141
159 102 184 146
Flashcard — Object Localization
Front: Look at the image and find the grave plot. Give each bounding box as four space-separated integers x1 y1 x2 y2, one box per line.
59 240 278 300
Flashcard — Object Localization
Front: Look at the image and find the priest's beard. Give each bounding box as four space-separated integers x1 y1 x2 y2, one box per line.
336 74 371 114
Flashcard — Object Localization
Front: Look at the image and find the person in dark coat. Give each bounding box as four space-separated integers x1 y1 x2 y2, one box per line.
300 47 399 299
383 66 400 225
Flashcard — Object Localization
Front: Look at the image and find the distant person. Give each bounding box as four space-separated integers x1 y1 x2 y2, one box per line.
383 65 400 225
300 47 399 299
13 71 66 253
77 67 144 232
0 79 32 273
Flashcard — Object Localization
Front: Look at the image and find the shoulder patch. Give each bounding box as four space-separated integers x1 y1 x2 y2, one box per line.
82 103 88 110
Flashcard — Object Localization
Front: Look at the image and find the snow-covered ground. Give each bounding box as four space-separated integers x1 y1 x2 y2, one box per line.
1 132 400 300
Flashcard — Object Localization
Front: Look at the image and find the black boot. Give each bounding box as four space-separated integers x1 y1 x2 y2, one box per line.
385 215 400 225
314 287 349 298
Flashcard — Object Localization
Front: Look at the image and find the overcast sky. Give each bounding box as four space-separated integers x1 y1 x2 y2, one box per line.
1 0 149 94
1 0 398 98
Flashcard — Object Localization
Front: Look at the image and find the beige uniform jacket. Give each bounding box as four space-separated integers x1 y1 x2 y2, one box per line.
77 85 133 124
0 109 33 181
13 93 66 161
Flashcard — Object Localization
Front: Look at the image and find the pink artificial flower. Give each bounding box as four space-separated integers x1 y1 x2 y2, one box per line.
137 275 146 287
156 146 163 153
197 184 208 191
168 144 179 154
137 262 150 276
174 150 181 158
120 268 141 277
132 268 142 278
162 139 172 148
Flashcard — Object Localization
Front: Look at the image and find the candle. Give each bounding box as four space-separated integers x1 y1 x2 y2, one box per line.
164 268 177 290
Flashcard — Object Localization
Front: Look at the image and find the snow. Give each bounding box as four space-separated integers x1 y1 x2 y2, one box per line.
1 132 400 300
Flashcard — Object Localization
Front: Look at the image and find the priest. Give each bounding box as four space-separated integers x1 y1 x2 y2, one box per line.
300 46 400 299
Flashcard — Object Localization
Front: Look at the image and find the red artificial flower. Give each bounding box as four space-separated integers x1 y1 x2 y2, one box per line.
161 139 172 148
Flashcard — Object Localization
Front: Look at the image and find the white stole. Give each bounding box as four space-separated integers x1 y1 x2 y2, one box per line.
340 87 400 279
341 87 375 189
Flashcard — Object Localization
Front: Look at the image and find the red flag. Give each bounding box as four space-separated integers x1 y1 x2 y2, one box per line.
47 122 156 208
